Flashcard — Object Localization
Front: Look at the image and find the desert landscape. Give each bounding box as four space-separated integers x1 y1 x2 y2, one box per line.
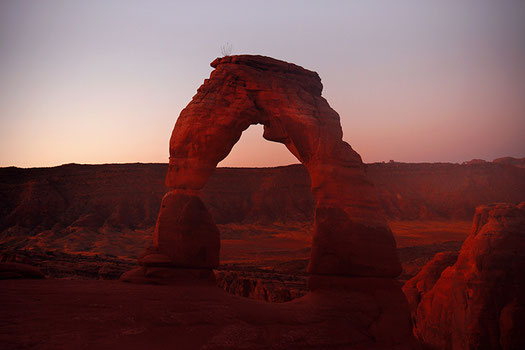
2 2 525 349
2 159 524 289
2 55 525 349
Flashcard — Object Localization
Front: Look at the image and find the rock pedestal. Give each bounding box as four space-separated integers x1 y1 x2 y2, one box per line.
153 190 219 268
122 190 219 285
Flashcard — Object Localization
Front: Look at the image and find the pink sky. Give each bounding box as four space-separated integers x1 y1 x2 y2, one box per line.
1 1 524 168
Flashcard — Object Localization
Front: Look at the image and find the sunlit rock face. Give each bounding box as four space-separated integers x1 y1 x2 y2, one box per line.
159 54 401 278
405 203 525 350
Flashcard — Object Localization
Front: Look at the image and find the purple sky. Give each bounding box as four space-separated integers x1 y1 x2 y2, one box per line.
1 1 524 167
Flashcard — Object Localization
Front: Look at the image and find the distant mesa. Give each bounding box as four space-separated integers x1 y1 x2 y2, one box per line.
493 156 525 168
404 202 525 350
463 158 487 165
462 156 525 168
2 160 525 242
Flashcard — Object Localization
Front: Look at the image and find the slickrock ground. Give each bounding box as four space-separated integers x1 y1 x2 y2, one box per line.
1 279 416 350
403 203 525 350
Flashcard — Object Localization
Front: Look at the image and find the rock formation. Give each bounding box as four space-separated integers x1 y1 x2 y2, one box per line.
493 156 525 168
137 54 401 280
121 55 418 348
215 270 307 302
404 203 525 349
367 161 525 221
402 251 459 319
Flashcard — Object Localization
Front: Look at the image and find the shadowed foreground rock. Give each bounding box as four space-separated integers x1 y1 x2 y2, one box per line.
402 251 459 319
1 279 417 350
0 262 44 279
404 203 525 350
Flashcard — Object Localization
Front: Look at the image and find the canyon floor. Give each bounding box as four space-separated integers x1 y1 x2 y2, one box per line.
0 219 471 301
219 219 470 276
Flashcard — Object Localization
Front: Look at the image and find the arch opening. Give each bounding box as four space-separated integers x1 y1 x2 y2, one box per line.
217 124 299 168
202 125 315 274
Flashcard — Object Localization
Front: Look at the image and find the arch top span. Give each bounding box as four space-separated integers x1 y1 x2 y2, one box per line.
157 55 401 279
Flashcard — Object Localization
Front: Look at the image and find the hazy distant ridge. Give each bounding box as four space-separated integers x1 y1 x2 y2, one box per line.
1 159 524 232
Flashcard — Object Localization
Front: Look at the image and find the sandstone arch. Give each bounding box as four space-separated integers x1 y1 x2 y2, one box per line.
150 55 401 282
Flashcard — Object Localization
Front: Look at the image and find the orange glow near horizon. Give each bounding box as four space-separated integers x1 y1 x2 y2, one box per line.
218 125 299 168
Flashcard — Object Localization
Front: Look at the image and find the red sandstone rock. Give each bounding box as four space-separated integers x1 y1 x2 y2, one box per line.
160 54 400 278
215 270 308 302
402 251 458 319
153 190 219 268
406 203 525 350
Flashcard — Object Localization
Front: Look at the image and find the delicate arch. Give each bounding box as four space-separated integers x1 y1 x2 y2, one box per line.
155 55 401 280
